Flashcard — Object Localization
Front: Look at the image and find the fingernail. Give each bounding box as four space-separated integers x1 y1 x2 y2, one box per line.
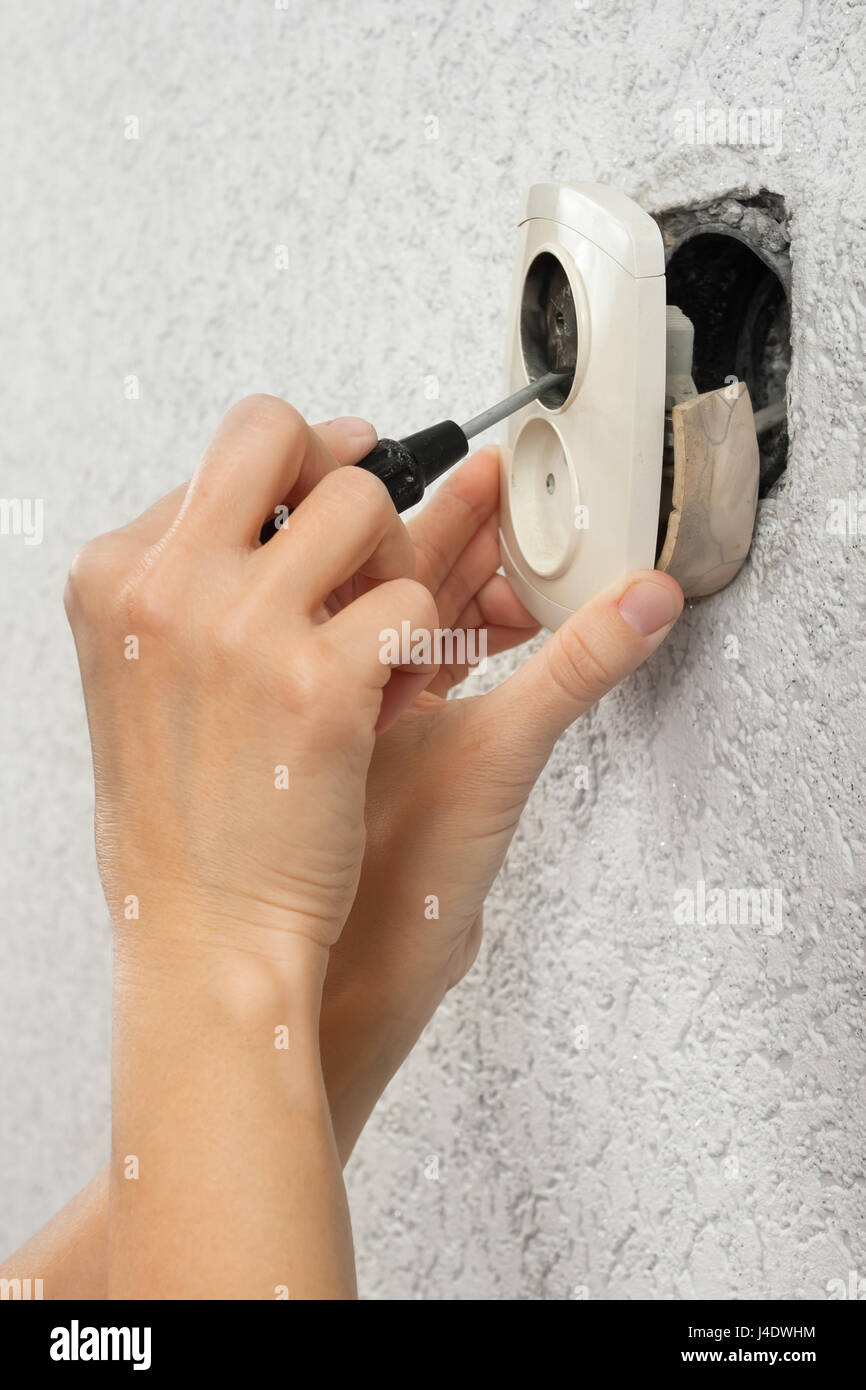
326 416 376 438
618 579 682 636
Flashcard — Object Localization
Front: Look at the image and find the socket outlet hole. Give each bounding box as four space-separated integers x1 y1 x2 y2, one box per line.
510 416 575 577
520 252 577 408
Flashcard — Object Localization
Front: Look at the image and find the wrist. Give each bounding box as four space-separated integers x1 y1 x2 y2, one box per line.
104 866 347 956
112 933 332 1136
113 912 330 1038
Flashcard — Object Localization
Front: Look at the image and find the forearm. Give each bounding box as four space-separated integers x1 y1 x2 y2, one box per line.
0 952 441 1297
321 966 448 1165
0 1169 108 1299
107 930 355 1300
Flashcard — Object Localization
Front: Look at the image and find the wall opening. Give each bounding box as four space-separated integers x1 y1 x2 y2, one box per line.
654 192 791 496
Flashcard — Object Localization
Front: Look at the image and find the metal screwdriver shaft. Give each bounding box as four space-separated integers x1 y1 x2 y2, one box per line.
460 371 569 439
259 371 572 542
355 370 571 514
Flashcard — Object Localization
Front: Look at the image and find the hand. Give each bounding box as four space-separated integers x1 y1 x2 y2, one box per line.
320 447 684 1153
0 416 682 1296
63 397 451 1298
64 395 440 961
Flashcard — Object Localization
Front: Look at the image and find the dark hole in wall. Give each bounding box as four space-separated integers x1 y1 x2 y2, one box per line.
654 193 791 496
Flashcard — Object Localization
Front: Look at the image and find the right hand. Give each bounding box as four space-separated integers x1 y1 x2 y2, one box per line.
63 395 440 964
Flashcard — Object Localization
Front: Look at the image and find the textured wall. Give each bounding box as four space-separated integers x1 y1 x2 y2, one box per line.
0 0 863 1299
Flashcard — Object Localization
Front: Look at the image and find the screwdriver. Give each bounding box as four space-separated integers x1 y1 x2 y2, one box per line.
258 369 569 543
355 369 570 512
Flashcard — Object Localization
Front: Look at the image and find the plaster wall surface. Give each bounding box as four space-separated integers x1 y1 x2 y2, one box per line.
0 0 863 1299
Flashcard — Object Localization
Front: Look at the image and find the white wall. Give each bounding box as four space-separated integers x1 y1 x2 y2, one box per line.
1 0 863 1299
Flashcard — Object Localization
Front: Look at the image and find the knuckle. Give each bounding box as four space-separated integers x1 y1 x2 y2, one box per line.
326 462 391 516
389 575 437 619
411 528 450 583
282 639 345 720
548 621 615 706
64 533 126 623
228 393 303 439
209 605 249 665
122 566 178 639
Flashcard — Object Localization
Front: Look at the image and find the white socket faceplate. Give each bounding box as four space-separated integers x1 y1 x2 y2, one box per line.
499 182 666 630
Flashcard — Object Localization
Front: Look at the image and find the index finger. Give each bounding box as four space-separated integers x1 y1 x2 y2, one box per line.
173 395 371 549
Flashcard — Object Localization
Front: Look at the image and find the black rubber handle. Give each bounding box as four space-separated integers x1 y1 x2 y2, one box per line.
357 421 469 511
258 419 470 542
355 438 427 513
397 420 469 488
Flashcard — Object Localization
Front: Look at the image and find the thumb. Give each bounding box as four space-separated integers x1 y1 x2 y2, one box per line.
485 569 683 761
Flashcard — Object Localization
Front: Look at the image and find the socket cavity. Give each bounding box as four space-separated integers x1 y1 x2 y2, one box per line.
520 252 577 408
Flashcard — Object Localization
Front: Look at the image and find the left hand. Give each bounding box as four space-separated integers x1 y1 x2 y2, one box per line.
320 446 683 1153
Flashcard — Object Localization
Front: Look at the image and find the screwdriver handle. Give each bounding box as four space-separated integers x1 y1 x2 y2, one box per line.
258 419 468 542
357 420 468 513
354 439 425 512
